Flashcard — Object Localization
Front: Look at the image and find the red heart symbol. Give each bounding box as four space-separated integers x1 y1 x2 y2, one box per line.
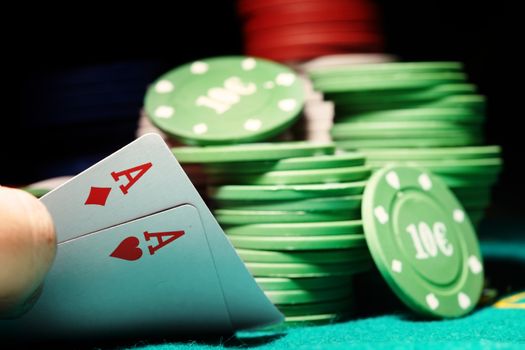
110 236 143 261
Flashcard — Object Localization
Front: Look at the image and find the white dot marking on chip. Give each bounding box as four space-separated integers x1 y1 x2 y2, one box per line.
193 123 208 134
278 99 297 112
242 58 257 70
155 80 174 93
154 106 174 119
418 173 433 191
386 171 401 190
276 73 296 86
458 292 471 310
244 119 262 131
374 206 389 224
391 259 403 273
453 209 465 223
191 61 209 74
426 294 439 310
468 256 483 274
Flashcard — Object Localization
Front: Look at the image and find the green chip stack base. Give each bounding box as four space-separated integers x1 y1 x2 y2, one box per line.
309 61 503 225
173 142 374 325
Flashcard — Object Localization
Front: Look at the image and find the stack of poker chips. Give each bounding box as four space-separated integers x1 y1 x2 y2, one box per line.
294 54 396 143
237 0 384 63
172 143 374 325
308 61 503 225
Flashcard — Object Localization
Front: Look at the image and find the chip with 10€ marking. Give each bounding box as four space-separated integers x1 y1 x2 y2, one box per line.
361 165 483 318
145 56 305 145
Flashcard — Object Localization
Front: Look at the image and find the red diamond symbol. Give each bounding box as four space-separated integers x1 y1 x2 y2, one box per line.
84 186 112 206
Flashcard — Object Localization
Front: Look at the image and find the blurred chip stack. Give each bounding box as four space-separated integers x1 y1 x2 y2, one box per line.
237 0 384 63
308 61 503 225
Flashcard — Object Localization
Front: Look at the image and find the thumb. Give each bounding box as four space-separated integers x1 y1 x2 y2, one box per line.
0 186 57 318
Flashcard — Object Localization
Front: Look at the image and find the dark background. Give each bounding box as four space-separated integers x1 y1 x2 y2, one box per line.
4 1 522 227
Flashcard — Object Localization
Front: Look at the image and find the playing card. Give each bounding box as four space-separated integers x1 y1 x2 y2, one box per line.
5 134 282 337
41 134 182 243
0 205 234 339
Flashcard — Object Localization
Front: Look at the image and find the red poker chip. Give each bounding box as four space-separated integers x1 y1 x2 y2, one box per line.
246 31 383 51
245 8 378 32
238 0 375 18
244 21 379 37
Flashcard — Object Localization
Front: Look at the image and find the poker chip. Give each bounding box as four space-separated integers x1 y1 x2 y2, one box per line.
204 152 366 174
362 166 484 318
255 276 352 291
209 181 367 201
172 141 335 163
237 0 384 63
216 194 362 212
336 108 484 124
360 146 501 161
265 285 353 305
238 248 370 264
144 56 305 145
335 136 483 149
279 299 354 317
246 259 372 278
227 232 367 251
209 166 372 185
215 208 361 224
223 220 363 237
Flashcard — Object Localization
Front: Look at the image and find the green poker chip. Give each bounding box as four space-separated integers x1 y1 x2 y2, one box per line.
172 141 334 163
309 62 464 80
366 158 502 176
227 233 367 250
204 152 366 174
21 187 50 198
246 259 372 278
437 173 500 188
331 84 477 106
362 165 484 318
283 313 344 325
360 146 501 161
265 286 351 305
216 195 362 212
336 108 484 124
214 208 361 224
336 95 485 115
210 166 372 185
145 56 305 145
331 121 481 139
336 136 483 149
224 220 363 237
237 248 370 264
209 181 366 201
279 299 354 317
255 276 352 291
313 72 467 93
